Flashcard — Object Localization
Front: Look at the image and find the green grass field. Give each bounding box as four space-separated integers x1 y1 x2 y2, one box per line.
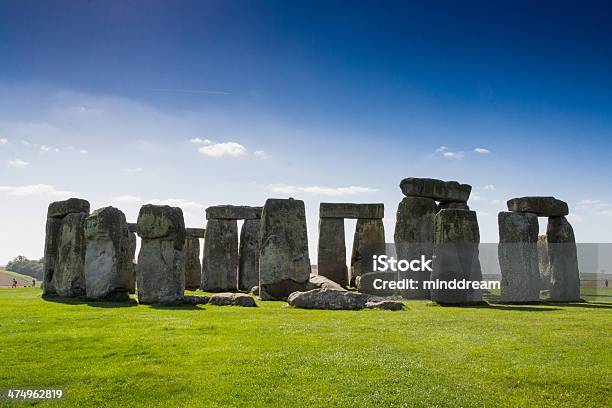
1 288 610 407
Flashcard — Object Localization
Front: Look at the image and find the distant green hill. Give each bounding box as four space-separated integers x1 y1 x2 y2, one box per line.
5 256 43 280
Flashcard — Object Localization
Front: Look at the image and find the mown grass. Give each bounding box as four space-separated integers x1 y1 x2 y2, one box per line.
0 288 610 407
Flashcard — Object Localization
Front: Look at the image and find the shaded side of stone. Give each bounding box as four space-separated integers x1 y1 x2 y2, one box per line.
350 218 385 287
317 217 348 287
47 198 90 219
431 209 482 304
128 232 137 294
259 198 311 300
537 235 552 292
547 216 581 302
498 211 540 303
201 219 238 291
184 237 202 290
238 218 260 291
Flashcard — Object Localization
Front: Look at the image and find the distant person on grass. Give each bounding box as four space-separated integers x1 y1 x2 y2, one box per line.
12 278 17 288
32 279 36 287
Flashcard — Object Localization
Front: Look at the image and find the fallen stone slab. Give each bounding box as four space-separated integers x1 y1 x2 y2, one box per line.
209 292 257 307
319 203 384 219
47 197 90 219
185 228 206 239
287 288 371 310
356 271 398 297
547 216 581 302
182 295 210 305
400 178 471 202
206 205 263 220
507 197 569 217
364 299 405 310
259 198 311 300
498 212 540 303
306 274 347 291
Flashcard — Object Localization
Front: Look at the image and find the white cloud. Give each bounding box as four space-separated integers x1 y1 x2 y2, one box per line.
435 146 464 159
148 198 205 210
480 184 496 191
79 149 88 155
111 195 142 203
40 145 52 152
198 142 247 158
190 138 212 144
471 192 484 201
0 138 7 145
0 184 75 197
491 199 502 205
7 158 29 168
268 183 378 197
124 167 143 173
474 148 490 154
254 150 271 159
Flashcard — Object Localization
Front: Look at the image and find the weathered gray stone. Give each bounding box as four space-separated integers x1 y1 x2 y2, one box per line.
350 218 385 287
498 212 540 303
400 178 471 202
251 286 259 296
537 235 552 292
47 198 90 219
319 203 384 219
259 198 311 300
238 219 260 291
317 217 348 287
431 209 483 304
128 232 137 294
507 197 569 217
206 205 262 220
84 207 133 300
184 237 202 290
209 292 257 307
186 228 206 239
43 199 89 298
182 295 209 305
127 223 137 233
364 299 405 310
356 271 398 296
394 196 437 299
136 205 186 304
287 288 371 310
438 202 470 210
547 217 581 302
306 274 347 291
201 219 238 291
137 204 185 248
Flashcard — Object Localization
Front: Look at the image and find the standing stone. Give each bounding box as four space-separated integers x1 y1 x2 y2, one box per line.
184 237 202 290
350 218 385 287
84 207 133 300
202 219 238 291
498 212 540 303
547 217 581 302
43 198 90 297
394 197 437 299
136 205 186 304
317 218 348 287
128 232 137 294
431 209 483 304
238 219 260 291
259 198 311 300
537 235 552 292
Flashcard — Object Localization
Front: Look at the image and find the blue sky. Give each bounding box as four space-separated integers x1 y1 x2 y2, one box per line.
1 1 612 264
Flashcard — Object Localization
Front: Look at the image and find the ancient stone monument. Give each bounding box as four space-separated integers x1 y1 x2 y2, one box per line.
184 228 205 290
431 208 483 304
202 205 262 292
395 178 473 299
43 198 90 297
317 203 384 287
238 218 261 291
84 206 133 300
136 204 186 304
497 211 540 303
499 197 580 302
127 231 137 294
259 198 311 300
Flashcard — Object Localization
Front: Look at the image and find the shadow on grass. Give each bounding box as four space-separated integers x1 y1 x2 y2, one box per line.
545 302 612 310
461 303 561 312
149 303 204 311
42 295 139 308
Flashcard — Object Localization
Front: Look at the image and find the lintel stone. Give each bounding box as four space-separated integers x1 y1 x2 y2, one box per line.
205 205 263 220
319 203 384 219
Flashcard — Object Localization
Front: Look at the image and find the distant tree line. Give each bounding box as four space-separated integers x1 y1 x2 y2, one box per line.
6 256 44 280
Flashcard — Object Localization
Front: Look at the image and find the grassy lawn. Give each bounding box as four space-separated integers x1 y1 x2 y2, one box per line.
0 288 610 407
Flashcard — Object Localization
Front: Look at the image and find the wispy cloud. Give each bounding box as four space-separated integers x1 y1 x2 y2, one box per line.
0 138 7 146
0 184 75 197
435 146 465 159
268 183 378 197
79 149 88 155
254 150 271 159
474 147 490 154
111 195 142 203
7 158 29 168
151 88 231 95
148 198 205 210
198 142 247 158
123 167 143 173
190 137 212 145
